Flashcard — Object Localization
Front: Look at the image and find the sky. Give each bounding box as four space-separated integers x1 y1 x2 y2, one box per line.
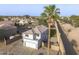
0 4 79 16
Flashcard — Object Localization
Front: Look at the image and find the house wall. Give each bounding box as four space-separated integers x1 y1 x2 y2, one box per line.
0 27 17 40
22 33 41 41
22 33 33 41
41 30 48 42
4 28 17 37
38 39 42 48
35 34 41 40
23 39 42 49
22 33 42 49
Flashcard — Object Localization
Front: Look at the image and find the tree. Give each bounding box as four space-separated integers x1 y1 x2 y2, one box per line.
61 16 71 24
42 5 60 20
0 16 4 21
70 15 79 27
39 5 60 54
38 5 60 26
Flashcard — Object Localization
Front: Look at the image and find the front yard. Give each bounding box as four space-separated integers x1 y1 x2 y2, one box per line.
0 38 58 55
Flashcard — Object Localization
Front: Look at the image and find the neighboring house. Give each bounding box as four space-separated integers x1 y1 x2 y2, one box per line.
0 21 17 41
0 20 14 26
22 25 48 49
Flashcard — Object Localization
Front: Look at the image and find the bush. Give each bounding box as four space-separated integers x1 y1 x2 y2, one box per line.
71 40 77 47
70 15 79 27
50 29 56 37
0 16 4 21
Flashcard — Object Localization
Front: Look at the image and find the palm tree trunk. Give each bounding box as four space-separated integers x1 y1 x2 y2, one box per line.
47 22 51 55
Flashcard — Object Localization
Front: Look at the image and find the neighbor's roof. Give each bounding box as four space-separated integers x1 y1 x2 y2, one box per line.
0 24 16 30
23 25 48 34
23 29 33 34
0 20 14 26
37 25 48 33
33 27 40 34
0 21 16 30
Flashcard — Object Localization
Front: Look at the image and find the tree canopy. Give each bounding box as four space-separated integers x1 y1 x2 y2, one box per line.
0 16 4 21
38 5 60 26
70 15 79 27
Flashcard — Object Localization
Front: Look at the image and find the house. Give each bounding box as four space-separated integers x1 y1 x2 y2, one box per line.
22 25 48 49
0 21 17 42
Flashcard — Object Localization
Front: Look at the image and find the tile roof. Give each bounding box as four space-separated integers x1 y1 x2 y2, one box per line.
23 25 48 34
23 29 33 34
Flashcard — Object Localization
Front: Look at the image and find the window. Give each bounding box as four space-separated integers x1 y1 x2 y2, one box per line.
25 34 29 37
35 33 39 36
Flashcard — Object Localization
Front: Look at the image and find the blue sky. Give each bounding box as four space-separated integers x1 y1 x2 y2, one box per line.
0 4 79 16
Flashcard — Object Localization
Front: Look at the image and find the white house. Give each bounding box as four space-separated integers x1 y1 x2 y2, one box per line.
22 25 48 49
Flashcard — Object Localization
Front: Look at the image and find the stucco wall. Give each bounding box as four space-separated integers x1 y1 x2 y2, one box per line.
41 30 48 42
23 39 42 49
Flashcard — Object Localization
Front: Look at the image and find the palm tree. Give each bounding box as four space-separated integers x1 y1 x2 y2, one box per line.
42 5 60 21
41 5 60 54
